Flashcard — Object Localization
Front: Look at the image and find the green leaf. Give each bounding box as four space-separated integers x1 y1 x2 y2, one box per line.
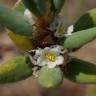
22 0 46 17
63 27 96 50
0 4 32 36
74 8 96 32
0 55 32 83
63 58 96 84
38 66 63 88
13 0 26 13
53 0 65 13
8 31 34 51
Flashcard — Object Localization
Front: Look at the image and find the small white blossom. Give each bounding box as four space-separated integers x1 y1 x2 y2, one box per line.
49 16 74 37
24 9 34 25
29 45 65 68
55 17 74 37
63 25 74 37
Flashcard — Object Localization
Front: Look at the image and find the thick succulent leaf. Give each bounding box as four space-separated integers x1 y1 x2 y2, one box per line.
63 27 96 50
0 55 32 83
74 8 96 32
63 58 96 84
38 66 63 88
8 31 34 51
13 0 26 13
53 0 65 13
22 0 46 17
0 4 32 36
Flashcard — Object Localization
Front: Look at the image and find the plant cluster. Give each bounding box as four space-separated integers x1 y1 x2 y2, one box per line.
0 0 96 88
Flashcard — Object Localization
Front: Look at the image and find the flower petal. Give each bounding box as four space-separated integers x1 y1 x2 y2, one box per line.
36 49 42 56
44 47 50 51
34 49 42 59
39 61 47 66
47 62 57 68
55 56 64 65
50 45 61 55
24 9 33 25
36 54 47 66
65 25 74 37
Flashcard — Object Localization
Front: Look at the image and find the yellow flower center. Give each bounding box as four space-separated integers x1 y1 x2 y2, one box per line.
57 22 67 35
43 51 56 62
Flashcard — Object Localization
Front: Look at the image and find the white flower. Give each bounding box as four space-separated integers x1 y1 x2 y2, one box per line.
64 25 74 37
24 9 34 25
30 45 65 68
49 16 74 37
54 17 74 37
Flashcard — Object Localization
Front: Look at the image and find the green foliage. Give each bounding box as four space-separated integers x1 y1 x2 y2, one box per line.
0 56 32 83
38 66 63 88
53 0 65 13
63 27 96 50
63 58 96 84
22 0 46 17
0 4 32 36
0 0 96 87
74 8 96 31
8 31 34 51
13 0 26 13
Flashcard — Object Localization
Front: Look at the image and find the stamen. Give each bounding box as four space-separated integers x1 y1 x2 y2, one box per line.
58 22 67 33
43 51 56 62
55 22 67 37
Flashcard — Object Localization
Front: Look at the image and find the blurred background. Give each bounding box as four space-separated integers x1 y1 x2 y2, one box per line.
0 0 96 96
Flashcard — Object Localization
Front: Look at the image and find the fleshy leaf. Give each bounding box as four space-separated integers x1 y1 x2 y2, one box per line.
53 0 65 13
74 8 96 32
38 66 63 88
13 0 26 13
0 55 32 83
0 4 32 36
8 31 34 51
63 58 96 84
63 27 96 50
22 0 46 17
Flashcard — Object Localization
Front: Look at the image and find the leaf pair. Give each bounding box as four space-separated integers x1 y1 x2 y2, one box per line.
0 56 96 86
0 4 35 50
62 8 96 50
22 0 65 17
0 56 32 83
22 0 46 17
